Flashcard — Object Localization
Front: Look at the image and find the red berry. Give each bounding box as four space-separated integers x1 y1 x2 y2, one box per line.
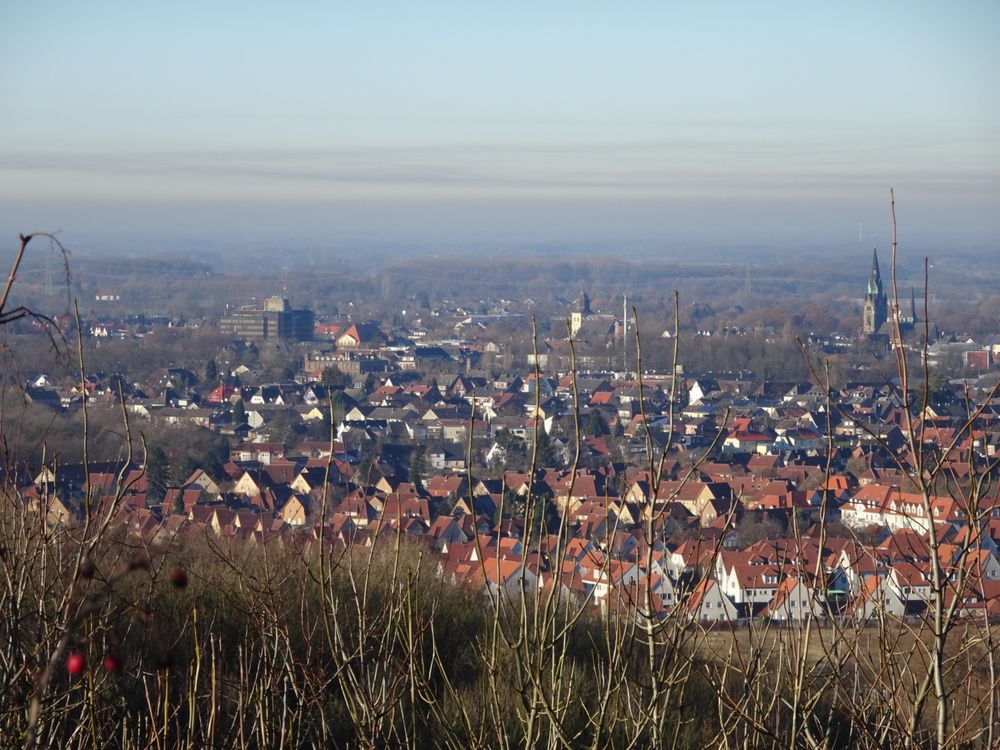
169 567 188 588
102 654 123 673
67 651 86 676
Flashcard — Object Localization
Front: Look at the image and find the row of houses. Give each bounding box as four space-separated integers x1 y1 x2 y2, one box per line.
22 437 1000 626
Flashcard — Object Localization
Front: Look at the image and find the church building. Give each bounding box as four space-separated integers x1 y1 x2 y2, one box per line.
862 248 888 336
861 248 919 339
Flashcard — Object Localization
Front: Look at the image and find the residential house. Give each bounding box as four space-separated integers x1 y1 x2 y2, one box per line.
682 579 739 623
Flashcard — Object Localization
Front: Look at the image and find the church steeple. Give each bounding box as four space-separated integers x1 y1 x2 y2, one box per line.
867 247 884 297
899 286 918 329
862 246 888 335
571 290 591 337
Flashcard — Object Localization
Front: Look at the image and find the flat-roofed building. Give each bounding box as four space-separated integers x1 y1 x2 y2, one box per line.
221 297 314 342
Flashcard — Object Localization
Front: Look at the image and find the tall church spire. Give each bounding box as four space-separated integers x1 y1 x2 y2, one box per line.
867 246 884 297
862 247 888 335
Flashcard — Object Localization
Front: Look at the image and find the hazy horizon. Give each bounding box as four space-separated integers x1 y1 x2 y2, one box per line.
3 3 998 252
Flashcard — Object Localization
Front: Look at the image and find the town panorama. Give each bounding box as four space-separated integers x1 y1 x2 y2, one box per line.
3 4 999 747
2 229 999 745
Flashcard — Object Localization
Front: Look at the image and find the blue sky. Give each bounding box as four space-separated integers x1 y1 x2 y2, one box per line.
1 2 998 250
